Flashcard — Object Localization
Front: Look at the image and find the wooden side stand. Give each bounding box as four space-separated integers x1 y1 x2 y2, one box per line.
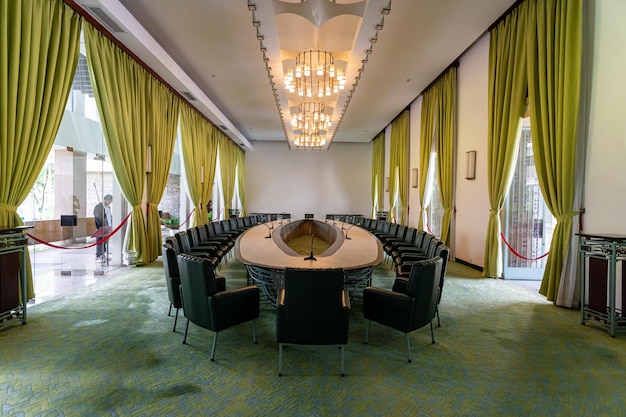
0 226 32 327
578 232 626 337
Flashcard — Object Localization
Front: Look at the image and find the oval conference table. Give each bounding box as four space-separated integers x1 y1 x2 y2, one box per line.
234 218 384 307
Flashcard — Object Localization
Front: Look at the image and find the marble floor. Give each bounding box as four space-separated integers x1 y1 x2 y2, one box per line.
28 244 127 306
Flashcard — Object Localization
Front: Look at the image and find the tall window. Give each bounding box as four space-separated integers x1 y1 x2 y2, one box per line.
428 153 444 237
503 119 555 279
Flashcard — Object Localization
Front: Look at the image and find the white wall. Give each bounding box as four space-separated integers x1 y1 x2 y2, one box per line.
245 141 372 219
584 0 626 233
454 34 491 265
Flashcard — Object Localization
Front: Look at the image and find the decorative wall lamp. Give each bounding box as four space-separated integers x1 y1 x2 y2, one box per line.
465 150 477 180
411 168 418 188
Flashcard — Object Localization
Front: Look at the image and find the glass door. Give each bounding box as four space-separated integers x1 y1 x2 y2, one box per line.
502 121 555 280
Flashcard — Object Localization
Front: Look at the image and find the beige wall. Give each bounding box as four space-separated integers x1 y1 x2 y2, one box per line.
584 0 626 233
245 141 372 219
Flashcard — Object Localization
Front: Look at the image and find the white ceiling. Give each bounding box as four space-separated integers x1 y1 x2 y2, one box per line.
72 0 516 152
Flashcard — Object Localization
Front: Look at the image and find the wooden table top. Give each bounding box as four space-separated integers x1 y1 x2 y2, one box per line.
234 219 384 271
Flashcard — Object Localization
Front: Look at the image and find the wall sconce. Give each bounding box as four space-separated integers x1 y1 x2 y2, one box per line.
146 145 152 173
411 168 418 188
465 150 476 180
385 177 389 192
200 164 205 184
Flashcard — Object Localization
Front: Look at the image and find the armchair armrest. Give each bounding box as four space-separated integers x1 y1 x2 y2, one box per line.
208 286 260 331
363 287 413 332
391 277 409 293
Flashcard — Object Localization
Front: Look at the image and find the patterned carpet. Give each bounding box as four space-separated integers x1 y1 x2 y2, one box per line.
1 257 625 416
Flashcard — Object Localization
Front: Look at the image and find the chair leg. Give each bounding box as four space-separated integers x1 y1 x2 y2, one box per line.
406 333 412 363
340 345 345 377
168 303 173 317
252 320 257 344
436 305 441 327
182 319 190 344
172 308 179 332
278 343 284 376
210 332 218 362
364 320 370 344
430 321 435 344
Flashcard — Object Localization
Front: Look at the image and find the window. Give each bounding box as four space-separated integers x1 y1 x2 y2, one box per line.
502 119 555 280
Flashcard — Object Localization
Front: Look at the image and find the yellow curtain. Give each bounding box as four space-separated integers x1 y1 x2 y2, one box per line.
389 110 410 224
418 88 437 229
236 148 246 216
483 4 529 278
179 102 218 226
146 77 180 262
0 0 81 298
371 132 384 218
85 23 151 265
527 0 583 305
435 68 457 246
219 133 237 217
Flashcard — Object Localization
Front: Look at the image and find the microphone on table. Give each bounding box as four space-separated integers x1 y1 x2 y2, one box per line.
304 233 317 261
262 222 272 238
345 223 358 240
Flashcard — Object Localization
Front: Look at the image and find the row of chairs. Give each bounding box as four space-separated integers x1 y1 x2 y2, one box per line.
170 256 443 373
162 216 260 333
350 217 449 328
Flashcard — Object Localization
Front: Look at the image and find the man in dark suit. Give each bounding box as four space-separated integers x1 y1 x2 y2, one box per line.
93 194 112 262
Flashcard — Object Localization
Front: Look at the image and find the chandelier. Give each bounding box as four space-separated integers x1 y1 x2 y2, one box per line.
284 50 345 98
294 132 326 148
291 102 331 132
291 102 331 149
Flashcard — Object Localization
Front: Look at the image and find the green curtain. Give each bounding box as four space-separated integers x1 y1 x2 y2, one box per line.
371 132 384 218
179 102 218 226
146 77 180 262
85 23 151 265
435 68 457 246
219 133 237 218
389 110 410 224
418 88 437 229
483 5 529 278
0 0 81 298
236 148 246 216
527 0 583 305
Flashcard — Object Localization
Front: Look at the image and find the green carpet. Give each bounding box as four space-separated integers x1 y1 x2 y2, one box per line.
1 257 625 416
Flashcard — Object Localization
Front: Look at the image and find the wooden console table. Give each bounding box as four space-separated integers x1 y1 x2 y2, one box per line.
578 232 626 337
0 226 32 326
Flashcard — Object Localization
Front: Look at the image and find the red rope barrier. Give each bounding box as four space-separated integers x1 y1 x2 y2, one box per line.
500 232 549 261
26 212 133 250
161 209 195 229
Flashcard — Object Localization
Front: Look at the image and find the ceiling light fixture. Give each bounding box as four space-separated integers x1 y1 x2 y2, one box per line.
291 102 332 132
284 50 345 98
291 102 331 150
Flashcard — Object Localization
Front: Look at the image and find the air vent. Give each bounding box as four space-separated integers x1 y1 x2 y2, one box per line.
181 91 196 101
87 6 126 33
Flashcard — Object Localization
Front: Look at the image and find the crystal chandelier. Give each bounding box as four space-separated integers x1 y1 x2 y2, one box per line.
291 102 331 149
284 50 345 98
294 132 327 148
291 102 332 132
